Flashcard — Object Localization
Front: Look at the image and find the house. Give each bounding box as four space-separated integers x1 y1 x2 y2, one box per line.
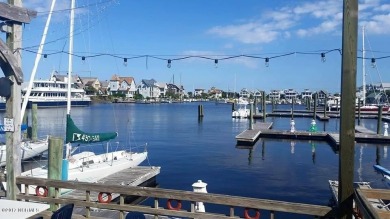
315 90 329 105
301 89 313 101
240 88 250 98
99 80 109 96
166 83 184 98
156 82 167 97
269 90 282 101
253 89 263 99
208 87 223 99
109 74 137 98
283 89 298 103
194 89 205 97
138 79 160 98
80 77 100 95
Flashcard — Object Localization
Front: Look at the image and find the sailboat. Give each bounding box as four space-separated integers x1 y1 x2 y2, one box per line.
21 0 148 195
359 26 390 112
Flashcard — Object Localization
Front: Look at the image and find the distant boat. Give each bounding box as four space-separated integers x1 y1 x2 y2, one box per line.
232 98 250 118
21 72 91 108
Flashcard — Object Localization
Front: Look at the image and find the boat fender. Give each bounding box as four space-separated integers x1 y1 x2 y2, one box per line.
98 192 112 203
35 186 48 197
244 208 260 219
167 199 182 210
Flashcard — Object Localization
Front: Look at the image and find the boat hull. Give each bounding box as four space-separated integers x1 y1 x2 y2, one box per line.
26 100 91 108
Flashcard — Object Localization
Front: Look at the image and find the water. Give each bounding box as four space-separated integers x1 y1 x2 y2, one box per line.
1 102 389 218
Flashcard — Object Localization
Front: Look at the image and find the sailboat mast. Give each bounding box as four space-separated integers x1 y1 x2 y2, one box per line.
362 26 366 106
67 0 76 115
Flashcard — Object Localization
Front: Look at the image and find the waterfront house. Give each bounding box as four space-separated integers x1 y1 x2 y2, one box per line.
301 89 313 101
156 82 168 98
284 89 298 103
208 87 223 99
109 74 137 98
253 89 263 99
166 83 184 98
194 89 205 97
80 77 100 95
240 88 250 98
138 79 160 99
98 80 109 96
269 90 282 102
316 90 329 106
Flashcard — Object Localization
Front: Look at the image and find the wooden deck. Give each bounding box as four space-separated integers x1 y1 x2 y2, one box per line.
235 122 273 144
236 125 390 149
61 166 160 202
316 114 330 121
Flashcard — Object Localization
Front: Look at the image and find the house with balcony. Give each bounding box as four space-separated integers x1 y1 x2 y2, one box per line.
80 77 100 95
109 74 137 98
240 88 250 98
138 79 160 99
156 82 167 97
269 90 282 102
208 87 223 99
301 89 313 101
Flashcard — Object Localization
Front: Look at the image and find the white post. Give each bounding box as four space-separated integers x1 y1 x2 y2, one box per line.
192 180 207 213
290 119 295 133
384 122 388 137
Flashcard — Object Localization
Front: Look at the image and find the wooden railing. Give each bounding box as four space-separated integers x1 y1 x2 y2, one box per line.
16 176 334 219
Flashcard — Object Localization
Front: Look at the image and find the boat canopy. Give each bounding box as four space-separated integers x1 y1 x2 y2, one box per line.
66 115 117 143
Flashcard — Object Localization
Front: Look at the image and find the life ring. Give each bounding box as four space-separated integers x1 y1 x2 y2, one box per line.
167 199 182 210
35 186 48 197
244 208 260 219
98 192 112 203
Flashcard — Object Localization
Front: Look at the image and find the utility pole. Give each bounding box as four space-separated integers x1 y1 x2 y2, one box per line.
5 0 23 200
338 0 358 218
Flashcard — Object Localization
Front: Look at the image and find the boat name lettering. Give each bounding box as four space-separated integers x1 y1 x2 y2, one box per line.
72 133 100 142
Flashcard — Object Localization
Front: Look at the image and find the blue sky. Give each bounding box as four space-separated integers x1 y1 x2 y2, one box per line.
4 0 390 94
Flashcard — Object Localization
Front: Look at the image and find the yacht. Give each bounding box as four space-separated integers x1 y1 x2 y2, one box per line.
22 73 91 108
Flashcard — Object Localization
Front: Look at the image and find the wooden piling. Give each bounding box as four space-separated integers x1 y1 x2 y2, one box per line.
291 98 294 119
48 136 63 210
272 98 275 113
313 94 317 120
262 91 266 120
198 105 204 118
324 95 327 118
249 103 254 130
338 0 358 218
377 106 383 134
32 103 38 141
357 98 361 125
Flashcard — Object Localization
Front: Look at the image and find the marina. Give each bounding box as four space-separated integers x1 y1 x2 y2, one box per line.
2 0 390 218
1 102 390 218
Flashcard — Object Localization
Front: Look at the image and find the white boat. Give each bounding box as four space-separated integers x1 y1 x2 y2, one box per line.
21 72 91 108
20 0 148 196
232 98 250 118
0 137 49 167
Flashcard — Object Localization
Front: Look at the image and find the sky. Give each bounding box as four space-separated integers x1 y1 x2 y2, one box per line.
2 0 390 94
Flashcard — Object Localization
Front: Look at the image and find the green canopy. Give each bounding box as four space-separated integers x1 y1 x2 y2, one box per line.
66 114 117 143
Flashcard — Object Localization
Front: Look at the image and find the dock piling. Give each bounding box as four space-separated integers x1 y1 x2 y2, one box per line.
313 94 317 120
32 103 38 141
198 105 204 118
358 98 361 125
377 106 383 134
48 136 64 211
249 103 254 130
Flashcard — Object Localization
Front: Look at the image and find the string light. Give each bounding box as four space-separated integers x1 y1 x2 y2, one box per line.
214 59 218 68
167 59 172 68
81 56 86 64
43 54 47 59
123 58 128 67
371 58 376 68
265 58 269 67
321 53 326 62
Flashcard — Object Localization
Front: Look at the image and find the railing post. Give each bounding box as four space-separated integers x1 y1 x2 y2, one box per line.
48 136 63 211
119 194 125 219
86 190 91 218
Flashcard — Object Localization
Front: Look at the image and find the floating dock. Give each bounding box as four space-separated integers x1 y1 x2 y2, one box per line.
61 166 160 202
236 124 390 148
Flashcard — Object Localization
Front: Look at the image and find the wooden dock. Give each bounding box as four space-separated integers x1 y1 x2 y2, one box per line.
61 166 160 202
316 114 330 121
236 124 390 149
235 122 273 144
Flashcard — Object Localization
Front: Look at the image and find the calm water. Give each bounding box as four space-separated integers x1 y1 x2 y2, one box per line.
1 102 389 218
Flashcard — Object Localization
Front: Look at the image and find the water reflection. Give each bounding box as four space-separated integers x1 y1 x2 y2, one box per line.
311 142 316 164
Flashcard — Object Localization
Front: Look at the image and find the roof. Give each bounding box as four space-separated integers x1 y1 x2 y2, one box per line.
142 79 157 87
110 74 135 85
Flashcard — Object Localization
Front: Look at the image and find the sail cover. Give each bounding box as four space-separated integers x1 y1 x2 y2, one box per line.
66 115 117 143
